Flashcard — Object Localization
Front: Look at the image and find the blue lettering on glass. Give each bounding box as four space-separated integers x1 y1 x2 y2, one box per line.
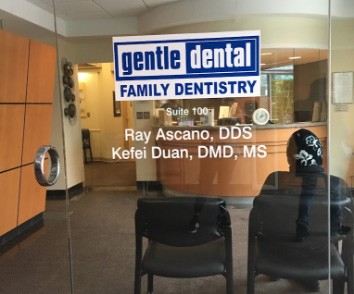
172 80 257 96
113 35 259 81
120 46 181 76
186 40 254 74
120 83 170 97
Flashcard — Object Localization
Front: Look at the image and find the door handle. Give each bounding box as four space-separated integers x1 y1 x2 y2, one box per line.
34 145 60 186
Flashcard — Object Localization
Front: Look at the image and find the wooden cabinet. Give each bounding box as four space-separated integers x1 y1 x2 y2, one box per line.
0 29 56 236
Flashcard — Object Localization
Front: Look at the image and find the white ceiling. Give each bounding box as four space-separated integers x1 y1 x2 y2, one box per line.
25 0 354 22
0 0 352 67
3 0 352 38
25 0 183 20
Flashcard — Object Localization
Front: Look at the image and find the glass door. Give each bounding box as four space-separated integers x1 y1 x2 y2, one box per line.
329 4 354 293
65 0 346 293
4 1 352 293
0 4 72 293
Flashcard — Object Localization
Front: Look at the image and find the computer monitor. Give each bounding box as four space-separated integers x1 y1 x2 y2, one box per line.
219 106 230 119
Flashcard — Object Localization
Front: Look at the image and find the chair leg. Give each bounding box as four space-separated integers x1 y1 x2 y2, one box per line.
345 250 353 294
247 272 255 294
348 264 354 294
134 272 141 294
333 277 345 294
348 275 354 294
247 242 256 294
341 240 353 294
147 274 153 294
83 148 87 163
89 147 93 161
345 258 354 294
226 273 234 294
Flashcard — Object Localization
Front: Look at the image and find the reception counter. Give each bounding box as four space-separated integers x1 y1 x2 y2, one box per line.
154 123 327 197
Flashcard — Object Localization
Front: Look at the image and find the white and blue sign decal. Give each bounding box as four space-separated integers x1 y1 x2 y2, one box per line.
113 31 260 101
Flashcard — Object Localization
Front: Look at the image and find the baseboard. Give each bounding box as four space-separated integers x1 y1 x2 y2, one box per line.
84 158 136 163
46 182 84 200
0 213 44 253
137 181 162 192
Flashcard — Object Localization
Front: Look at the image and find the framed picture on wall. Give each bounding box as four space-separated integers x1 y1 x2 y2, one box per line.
113 91 121 117
332 71 354 104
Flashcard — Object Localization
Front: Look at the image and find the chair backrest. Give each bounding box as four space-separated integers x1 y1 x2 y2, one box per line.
135 197 231 247
82 129 91 147
253 173 353 241
252 193 327 241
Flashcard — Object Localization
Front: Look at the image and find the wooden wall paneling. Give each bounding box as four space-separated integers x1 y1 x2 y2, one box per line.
156 125 327 197
17 165 46 225
22 104 53 165
0 30 29 103
26 40 56 103
0 30 56 238
0 169 21 236
0 105 25 172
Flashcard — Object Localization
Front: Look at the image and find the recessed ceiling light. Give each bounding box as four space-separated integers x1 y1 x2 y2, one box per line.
261 52 273 56
288 56 302 60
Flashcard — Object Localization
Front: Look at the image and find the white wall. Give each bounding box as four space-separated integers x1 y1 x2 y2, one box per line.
78 63 158 182
329 19 354 185
62 64 85 189
78 71 103 159
49 41 85 191
153 16 328 49
47 68 66 191
79 63 126 161
133 101 157 182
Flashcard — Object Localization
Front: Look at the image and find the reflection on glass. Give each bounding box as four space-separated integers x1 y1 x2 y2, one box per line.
7 0 354 293
250 129 352 292
0 2 72 293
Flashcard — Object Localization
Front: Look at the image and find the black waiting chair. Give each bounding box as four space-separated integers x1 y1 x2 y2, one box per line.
247 191 353 294
134 196 233 294
82 128 93 163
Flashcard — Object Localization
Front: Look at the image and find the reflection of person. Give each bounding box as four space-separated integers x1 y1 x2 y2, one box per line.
287 129 350 239
261 129 350 239
161 99 182 121
228 99 238 118
226 98 245 123
161 99 181 109
255 128 352 291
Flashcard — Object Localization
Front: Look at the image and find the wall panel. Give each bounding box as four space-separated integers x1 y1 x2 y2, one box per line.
18 165 46 225
0 29 56 238
27 40 56 103
22 105 53 165
0 30 29 103
0 105 25 172
0 169 21 235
